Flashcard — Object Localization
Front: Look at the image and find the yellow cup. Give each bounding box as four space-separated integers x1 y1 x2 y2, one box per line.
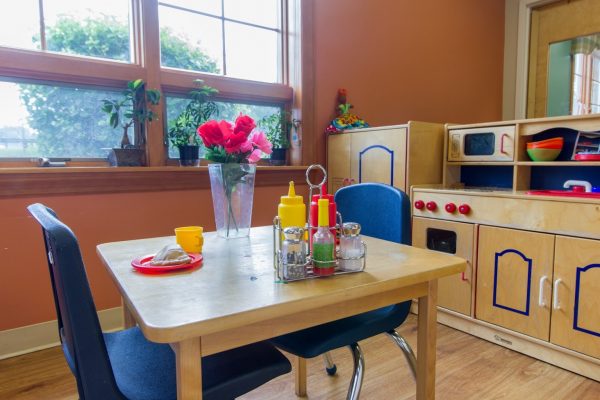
175 226 204 254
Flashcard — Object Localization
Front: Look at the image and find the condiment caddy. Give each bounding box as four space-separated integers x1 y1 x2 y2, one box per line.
273 164 366 282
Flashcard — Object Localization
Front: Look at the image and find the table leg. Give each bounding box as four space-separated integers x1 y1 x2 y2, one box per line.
294 356 307 397
174 338 202 400
121 298 136 329
417 280 438 400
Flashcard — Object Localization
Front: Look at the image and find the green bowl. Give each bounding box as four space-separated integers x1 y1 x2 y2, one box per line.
527 148 561 161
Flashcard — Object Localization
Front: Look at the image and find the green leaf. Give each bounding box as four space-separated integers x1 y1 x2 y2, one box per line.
101 103 113 113
109 113 119 128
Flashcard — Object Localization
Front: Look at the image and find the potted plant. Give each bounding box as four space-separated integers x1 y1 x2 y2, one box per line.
168 80 218 166
101 79 161 166
258 110 291 166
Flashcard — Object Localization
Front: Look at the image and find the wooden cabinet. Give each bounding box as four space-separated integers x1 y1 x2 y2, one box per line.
327 121 444 194
551 236 600 359
476 225 555 340
412 217 475 316
476 227 600 358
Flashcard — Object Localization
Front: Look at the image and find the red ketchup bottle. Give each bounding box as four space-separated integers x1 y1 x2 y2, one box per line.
309 184 337 250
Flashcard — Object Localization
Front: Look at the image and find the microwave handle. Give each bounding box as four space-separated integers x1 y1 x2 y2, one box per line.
500 133 509 154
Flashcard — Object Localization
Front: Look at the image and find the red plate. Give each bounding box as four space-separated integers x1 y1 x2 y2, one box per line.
575 153 600 161
131 253 203 274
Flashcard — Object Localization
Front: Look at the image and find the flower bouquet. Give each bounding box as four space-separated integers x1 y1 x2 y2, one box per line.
198 115 272 238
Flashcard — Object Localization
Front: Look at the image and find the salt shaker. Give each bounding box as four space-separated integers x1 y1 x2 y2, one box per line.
281 227 307 280
339 222 364 271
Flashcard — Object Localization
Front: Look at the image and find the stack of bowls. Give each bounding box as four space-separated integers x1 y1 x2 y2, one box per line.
526 137 563 161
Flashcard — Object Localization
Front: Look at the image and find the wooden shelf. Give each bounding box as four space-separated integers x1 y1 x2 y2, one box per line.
516 161 600 166
0 166 309 197
443 115 600 191
446 162 514 166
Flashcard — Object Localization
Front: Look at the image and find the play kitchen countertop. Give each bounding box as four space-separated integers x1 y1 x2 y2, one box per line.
411 186 600 240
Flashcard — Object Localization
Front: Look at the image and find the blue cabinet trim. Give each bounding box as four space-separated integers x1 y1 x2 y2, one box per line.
493 249 532 316
573 264 600 338
358 145 394 186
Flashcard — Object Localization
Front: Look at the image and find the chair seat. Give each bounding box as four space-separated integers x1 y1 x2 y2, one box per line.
64 327 290 400
270 302 411 358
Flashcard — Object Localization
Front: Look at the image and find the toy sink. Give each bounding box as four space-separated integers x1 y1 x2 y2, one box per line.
526 190 600 199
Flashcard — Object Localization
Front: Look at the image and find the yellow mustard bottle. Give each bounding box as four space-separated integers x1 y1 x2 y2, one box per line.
278 181 306 230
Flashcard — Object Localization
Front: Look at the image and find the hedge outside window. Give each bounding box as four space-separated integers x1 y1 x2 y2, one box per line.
159 0 282 83
166 95 281 159
0 80 123 158
0 0 133 62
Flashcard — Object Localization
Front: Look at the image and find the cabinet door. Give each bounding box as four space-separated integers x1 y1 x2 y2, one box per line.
327 134 352 194
476 226 554 340
551 236 600 359
412 217 474 316
350 128 407 191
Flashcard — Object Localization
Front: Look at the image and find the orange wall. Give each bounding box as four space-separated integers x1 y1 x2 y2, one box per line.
0 185 307 331
314 0 505 163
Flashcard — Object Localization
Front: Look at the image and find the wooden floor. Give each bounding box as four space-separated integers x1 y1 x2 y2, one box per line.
1 315 599 399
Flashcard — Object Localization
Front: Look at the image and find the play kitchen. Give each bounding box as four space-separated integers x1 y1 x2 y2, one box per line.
411 114 600 381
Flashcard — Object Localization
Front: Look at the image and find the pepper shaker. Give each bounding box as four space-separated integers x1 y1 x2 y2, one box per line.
339 222 364 271
281 227 307 280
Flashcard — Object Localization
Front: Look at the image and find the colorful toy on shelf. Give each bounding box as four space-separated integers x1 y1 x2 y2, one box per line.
526 137 563 161
325 88 369 134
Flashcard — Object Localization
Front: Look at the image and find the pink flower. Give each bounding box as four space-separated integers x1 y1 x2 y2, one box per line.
197 120 232 147
233 115 256 137
250 130 272 155
240 139 253 153
247 149 263 163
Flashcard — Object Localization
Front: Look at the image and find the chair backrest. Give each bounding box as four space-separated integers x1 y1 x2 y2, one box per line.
27 203 122 400
334 183 411 245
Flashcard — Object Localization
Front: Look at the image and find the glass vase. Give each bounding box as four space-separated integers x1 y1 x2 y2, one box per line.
208 163 256 239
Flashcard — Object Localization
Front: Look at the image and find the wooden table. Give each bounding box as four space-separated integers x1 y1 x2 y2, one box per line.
97 226 466 400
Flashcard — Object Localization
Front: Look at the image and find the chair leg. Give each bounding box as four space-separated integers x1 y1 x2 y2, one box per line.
346 343 364 400
322 352 337 376
386 329 417 380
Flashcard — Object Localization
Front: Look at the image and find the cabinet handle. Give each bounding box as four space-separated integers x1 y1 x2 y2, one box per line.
538 276 548 307
461 261 470 282
553 278 563 310
500 133 509 154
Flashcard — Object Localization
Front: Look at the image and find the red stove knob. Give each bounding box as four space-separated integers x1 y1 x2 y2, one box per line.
414 200 425 210
426 201 437 211
445 203 457 213
458 204 471 215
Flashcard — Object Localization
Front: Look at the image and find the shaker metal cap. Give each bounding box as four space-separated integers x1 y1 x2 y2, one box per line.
342 222 361 236
283 226 305 240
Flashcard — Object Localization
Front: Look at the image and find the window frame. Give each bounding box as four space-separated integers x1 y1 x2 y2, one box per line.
0 0 294 167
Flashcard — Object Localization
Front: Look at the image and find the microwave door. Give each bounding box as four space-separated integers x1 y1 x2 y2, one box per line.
464 133 495 156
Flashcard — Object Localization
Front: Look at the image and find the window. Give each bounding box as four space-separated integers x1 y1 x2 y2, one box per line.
166 95 281 158
0 0 133 62
0 79 124 158
159 0 282 82
571 52 600 115
0 0 294 164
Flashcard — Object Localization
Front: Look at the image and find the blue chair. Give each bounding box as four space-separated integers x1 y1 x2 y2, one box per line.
269 183 416 399
27 203 291 400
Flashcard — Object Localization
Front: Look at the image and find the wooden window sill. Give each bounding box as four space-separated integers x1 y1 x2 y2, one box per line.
0 166 309 197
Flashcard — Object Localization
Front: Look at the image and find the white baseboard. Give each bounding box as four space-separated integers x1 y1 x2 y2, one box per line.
0 307 123 360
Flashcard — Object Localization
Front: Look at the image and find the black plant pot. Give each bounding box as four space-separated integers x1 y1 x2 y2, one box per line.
270 148 287 166
178 145 200 167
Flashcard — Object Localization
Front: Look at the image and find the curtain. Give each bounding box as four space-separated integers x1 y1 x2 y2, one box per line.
571 33 600 55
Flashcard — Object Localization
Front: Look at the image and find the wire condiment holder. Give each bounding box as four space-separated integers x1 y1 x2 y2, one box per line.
273 164 366 282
